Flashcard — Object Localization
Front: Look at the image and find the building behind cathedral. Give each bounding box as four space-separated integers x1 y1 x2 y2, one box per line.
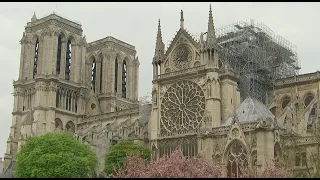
1 5 320 178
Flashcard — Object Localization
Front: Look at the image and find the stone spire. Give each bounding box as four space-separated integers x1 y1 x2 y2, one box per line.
31 12 37 22
180 10 184 29
206 4 217 48
153 19 164 64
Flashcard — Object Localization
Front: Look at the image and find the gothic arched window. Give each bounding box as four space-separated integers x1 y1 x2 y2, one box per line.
100 56 103 93
33 38 39 79
226 141 248 178
122 60 127 98
114 57 118 94
56 35 62 74
65 39 72 80
91 58 96 92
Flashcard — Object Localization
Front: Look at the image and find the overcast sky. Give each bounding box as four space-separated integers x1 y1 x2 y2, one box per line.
0 2 319 156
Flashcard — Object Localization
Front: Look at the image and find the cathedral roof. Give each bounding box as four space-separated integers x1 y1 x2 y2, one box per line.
223 96 275 126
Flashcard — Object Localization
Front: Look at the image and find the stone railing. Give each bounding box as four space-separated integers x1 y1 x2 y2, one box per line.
80 107 139 124
157 65 206 80
275 71 320 86
158 129 198 138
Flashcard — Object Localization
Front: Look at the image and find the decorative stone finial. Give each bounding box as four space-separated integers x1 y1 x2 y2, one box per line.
31 12 37 22
180 10 184 29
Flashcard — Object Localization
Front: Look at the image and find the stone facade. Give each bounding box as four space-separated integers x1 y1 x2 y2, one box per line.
3 7 320 178
3 12 143 173
0 157 3 173
148 7 320 178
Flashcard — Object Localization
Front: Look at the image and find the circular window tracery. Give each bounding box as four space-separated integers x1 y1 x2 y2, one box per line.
160 80 205 133
171 44 193 70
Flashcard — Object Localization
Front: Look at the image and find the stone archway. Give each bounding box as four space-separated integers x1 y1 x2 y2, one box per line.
65 121 75 133
54 118 63 132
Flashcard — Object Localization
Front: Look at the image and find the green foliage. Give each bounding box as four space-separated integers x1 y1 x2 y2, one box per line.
104 140 151 175
15 133 98 178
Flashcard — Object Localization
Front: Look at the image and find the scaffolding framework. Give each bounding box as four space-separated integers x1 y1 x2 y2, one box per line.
210 19 301 103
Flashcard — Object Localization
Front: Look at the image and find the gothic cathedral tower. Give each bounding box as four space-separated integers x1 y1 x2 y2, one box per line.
148 5 240 158
4 12 140 172
4 13 87 170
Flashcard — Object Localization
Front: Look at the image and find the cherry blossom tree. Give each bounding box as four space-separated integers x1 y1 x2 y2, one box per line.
110 149 222 178
240 163 293 178
104 148 293 178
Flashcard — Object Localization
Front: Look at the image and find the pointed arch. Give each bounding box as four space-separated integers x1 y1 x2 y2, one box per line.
54 118 63 132
65 34 77 45
56 34 63 74
98 53 104 93
122 59 127 98
224 140 249 178
90 56 97 92
65 121 75 133
33 38 40 79
65 38 72 80
114 56 119 94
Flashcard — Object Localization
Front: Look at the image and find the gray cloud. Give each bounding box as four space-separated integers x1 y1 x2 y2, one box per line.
0 2 319 156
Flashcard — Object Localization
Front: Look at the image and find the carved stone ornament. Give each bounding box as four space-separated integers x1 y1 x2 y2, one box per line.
160 80 205 133
171 44 193 70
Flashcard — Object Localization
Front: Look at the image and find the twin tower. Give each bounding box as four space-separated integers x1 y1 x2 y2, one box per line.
4 12 139 169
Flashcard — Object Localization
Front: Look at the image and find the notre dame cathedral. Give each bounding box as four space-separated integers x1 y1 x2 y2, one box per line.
2 5 320 178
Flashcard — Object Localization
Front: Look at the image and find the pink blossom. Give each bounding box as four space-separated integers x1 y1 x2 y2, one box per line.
110 149 222 178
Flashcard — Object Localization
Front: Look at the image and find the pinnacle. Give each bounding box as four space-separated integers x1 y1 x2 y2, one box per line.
31 12 37 22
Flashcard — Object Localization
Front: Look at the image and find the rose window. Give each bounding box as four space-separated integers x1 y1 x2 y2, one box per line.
160 80 205 133
171 44 193 69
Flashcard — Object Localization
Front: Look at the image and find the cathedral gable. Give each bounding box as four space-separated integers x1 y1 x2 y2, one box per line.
224 122 248 155
163 29 201 73
85 90 102 116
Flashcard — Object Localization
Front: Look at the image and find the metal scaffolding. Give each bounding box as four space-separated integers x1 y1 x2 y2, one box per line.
212 19 301 103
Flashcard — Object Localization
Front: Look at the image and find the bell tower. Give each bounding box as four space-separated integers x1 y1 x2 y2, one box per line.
4 12 87 171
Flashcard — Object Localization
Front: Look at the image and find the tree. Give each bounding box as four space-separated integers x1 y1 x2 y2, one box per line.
15 133 98 178
109 148 292 178
104 140 151 175
240 163 293 178
110 149 222 178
